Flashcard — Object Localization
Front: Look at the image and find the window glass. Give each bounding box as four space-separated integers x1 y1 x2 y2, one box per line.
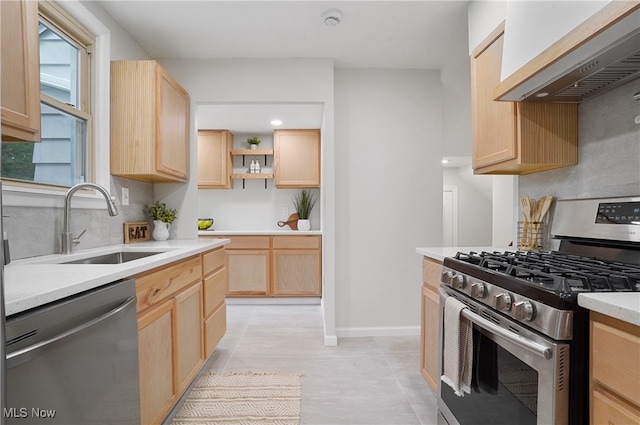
38 21 80 108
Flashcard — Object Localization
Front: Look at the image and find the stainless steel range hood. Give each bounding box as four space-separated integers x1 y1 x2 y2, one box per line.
497 7 640 103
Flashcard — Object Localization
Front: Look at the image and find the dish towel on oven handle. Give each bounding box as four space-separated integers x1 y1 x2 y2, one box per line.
441 296 473 396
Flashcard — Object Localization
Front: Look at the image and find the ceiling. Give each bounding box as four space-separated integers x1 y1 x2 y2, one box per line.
198 103 324 134
97 1 470 148
97 1 470 69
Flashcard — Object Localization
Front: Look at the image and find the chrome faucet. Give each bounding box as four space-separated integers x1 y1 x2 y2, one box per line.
61 183 118 254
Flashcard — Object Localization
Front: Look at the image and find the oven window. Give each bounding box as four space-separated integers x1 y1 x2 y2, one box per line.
442 333 538 425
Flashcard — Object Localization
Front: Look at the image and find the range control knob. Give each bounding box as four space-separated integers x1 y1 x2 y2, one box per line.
451 275 466 290
470 282 486 298
494 293 512 311
513 301 535 321
441 271 454 284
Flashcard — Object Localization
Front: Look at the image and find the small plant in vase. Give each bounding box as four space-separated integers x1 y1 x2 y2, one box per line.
247 136 261 150
143 201 177 241
293 189 317 231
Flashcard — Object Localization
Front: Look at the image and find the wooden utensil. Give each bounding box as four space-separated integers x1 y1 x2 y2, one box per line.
519 196 532 248
277 213 299 230
520 196 532 222
529 197 538 221
537 196 554 222
529 196 554 248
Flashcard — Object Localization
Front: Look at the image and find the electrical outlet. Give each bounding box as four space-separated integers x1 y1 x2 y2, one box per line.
122 187 130 206
282 206 290 217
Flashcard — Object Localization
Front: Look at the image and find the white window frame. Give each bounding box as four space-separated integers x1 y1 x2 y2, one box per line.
2 0 111 210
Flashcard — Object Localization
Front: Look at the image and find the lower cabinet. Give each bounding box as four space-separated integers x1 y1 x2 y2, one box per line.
202 247 228 357
135 247 227 425
590 312 640 425
175 283 204 394
202 234 322 297
224 236 271 296
228 250 271 295
420 256 443 393
272 236 321 296
138 299 175 425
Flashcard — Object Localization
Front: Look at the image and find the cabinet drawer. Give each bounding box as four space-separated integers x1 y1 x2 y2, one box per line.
135 256 202 312
204 303 226 357
422 257 443 291
592 315 640 406
202 247 225 276
203 267 227 316
221 236 270 249
272 235 321 249
593 388 640 425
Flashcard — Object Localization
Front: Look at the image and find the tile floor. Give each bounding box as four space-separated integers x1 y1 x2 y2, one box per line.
164 304 439 425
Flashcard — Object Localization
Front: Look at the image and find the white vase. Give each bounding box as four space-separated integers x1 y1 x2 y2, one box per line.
250 144 257 150
297 219 311 231
152 220 170 241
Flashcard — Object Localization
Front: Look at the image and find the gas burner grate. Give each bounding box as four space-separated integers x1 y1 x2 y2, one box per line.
452 250 640 293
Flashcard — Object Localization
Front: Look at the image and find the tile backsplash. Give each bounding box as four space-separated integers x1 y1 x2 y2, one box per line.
520 80 640 201
519 79 640 249
3 176 153 260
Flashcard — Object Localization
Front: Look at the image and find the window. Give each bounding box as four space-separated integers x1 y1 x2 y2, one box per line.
1 1 94 188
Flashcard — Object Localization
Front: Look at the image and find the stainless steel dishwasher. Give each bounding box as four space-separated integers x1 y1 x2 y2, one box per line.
5 278 140 425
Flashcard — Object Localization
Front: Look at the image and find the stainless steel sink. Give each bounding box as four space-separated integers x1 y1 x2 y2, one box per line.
60 251 162 265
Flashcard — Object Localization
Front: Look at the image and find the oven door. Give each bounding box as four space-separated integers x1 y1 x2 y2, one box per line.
437 288 570 425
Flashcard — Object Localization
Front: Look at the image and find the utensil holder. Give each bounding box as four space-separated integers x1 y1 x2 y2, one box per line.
518 221 544 250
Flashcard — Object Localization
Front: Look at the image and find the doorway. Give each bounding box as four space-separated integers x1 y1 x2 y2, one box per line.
443 186 459 247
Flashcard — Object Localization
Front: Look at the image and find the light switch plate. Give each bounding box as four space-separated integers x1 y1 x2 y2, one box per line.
122 187 130 206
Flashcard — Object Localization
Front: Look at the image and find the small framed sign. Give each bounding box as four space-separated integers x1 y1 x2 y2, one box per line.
124 222 151 244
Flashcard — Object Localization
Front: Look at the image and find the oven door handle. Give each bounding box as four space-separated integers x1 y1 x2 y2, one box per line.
440 289 552 360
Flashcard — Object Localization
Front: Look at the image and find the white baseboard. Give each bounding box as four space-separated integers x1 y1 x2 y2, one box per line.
323 334 338 346
335 326 421 338
225 297 321 305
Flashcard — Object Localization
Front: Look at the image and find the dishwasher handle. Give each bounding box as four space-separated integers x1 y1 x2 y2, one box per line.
7 295 136 366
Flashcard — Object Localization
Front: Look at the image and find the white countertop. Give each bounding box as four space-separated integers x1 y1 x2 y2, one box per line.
198 230 322 236
5 238 229 316
578 293 640 327
415 246 512 262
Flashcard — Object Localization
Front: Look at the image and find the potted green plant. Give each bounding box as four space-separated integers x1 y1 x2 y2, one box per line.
143 201 177 240
247 136 261 149
292 189 317 231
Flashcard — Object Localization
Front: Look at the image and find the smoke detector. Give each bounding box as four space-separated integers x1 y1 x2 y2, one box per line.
323 9 343 26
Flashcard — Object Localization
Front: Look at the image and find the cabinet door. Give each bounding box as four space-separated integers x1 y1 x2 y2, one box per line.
471 25 517 170
156 66 190 180
174 282 204 395
1 0 40 142
470 24 577 175
272 249 321 296
227 250 270 295
204 303 227 358
203 267 227 317
111 60 189 182
421 285 440 392
198 130 232 188
274 129 320 187
138 299 175 425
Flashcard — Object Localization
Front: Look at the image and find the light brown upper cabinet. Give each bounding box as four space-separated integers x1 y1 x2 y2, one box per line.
471 23 578 175
197 130 233 189
1 0 41 142
111 60 190 182
274 129 320 187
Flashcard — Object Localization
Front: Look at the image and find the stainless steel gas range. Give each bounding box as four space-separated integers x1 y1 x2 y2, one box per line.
436 196 640 425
